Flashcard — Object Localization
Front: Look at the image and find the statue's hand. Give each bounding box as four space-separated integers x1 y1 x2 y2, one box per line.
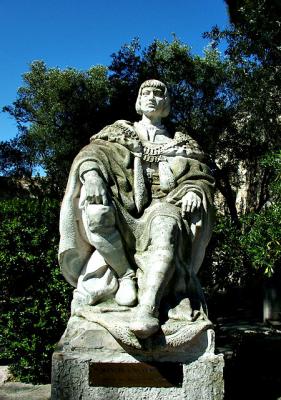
83 171 108 205
181 191 201 217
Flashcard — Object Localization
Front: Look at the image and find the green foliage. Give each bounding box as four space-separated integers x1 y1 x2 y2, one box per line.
200 215 252 294
2 62 110 193
1 38 242 213
0 139 33 178
202 151 281 288
241 151 281 276
3 34 278 223
242 205 281 277
0 198 72 383
224 0 281 64
261 150 281 201
110 38 238 160
206 0 281 160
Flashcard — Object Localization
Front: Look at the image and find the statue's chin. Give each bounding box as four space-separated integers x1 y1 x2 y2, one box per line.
142 106 159 114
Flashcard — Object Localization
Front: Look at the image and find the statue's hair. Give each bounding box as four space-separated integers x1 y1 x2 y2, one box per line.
135 79 171 117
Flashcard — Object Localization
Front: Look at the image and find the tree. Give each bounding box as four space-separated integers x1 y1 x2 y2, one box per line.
225 0 281 65
242 151 281 277
0 197 72 383
203 0 280 214
0 39 241 216
2 62 111 194
202 0 281 281
0 139 33 178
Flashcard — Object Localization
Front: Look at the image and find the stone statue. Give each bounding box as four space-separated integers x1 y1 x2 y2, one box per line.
52 81 224 400
59 79 215 343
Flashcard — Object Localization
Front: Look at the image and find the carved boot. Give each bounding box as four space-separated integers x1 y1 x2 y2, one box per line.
130 270 164 339
115 270 137 307
130 305 159 339
130 251 175 339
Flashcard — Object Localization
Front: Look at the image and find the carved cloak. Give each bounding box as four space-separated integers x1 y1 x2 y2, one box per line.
59 121 215 312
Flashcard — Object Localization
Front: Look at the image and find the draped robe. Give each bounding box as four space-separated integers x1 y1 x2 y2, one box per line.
59 120 215 315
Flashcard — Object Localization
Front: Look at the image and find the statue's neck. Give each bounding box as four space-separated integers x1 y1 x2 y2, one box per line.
134 120 171 143
141 114 162 128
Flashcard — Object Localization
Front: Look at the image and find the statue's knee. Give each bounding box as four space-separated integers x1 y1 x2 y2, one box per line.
151 247 174 266
151 216 178 245
85 204 115 233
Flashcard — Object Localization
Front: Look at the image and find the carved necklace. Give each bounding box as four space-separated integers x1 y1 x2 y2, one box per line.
141 135 188 163
142 142 166 162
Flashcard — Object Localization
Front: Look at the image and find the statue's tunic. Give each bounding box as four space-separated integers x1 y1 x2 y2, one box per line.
59 120 215 314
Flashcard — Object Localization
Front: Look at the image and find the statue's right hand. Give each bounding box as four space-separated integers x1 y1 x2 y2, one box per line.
83 171 108 206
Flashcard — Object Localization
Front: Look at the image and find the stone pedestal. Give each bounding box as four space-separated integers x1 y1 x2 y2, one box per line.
51 313 224 400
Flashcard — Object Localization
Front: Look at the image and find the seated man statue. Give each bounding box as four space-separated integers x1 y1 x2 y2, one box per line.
59 79 215 339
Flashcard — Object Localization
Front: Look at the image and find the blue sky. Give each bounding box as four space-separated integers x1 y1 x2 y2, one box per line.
0 0 229 142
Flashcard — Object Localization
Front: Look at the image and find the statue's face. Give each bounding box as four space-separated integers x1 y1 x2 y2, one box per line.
139 86 166 118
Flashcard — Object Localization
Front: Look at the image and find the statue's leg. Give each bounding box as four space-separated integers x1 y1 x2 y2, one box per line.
76 250 119 306
82 203 137 306
131 215 177 338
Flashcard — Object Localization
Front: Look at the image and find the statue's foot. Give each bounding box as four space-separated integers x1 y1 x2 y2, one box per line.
130 305 159 339
115 273 137 307
71 279 119 314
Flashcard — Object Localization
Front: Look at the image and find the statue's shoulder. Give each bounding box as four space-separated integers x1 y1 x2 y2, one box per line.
90 120 137 142
174 131 205 161
174 131 198 147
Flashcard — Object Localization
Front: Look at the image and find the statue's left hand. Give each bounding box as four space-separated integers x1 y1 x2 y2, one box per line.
181 192 201 217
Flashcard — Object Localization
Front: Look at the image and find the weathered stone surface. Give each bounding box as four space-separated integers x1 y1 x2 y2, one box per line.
52 80 223 399
0 382 51 400
59 79 215 341
51 349 224 400
52 318 223 399
58 312 215 362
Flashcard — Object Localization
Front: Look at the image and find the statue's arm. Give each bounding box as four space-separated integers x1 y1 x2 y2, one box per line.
174 156 214 216
79 162 108 206
180 191 202 217
170 157 212 217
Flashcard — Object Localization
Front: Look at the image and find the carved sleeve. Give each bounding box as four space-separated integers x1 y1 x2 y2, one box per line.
79 161 102 182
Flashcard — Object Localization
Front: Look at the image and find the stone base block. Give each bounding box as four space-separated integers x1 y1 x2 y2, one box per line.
52 312 224 399
51 350 224 400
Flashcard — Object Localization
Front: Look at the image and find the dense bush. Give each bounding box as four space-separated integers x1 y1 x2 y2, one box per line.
0 197 72 383
201 216 251 295
241 151 281 277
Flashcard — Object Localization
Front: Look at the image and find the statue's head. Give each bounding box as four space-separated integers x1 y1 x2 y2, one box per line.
135 79 171 118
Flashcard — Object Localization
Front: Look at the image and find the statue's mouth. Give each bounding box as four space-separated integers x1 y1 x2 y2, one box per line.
146 102 156 108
